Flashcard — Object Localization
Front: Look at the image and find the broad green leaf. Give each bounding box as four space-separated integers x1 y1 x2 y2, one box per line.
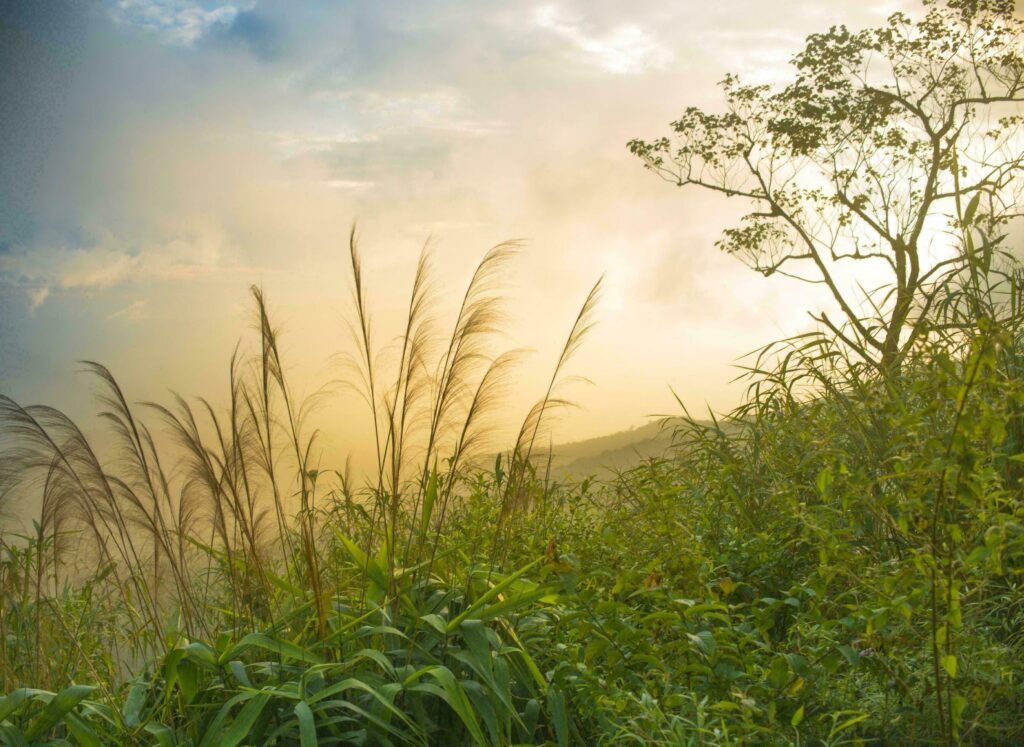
63 711 102 747
121 679 148 728
295 701 317 747
145 722 177 747
405 666 488 745
0 689 29 722
218 692 270 747
25 684 95 741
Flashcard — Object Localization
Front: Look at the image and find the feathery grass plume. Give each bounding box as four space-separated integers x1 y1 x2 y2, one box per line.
403 242 518 566
145 392 263 631
249 285 299 570
0 396 162 655
340 226 391 608
419 349 521 581
378 243 435 589
500 276 603 525
251 284 330 635
82 362 200 629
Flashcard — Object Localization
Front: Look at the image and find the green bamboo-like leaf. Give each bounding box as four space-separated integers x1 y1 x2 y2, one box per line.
547 686 569 747
420 466 438 537
334 529 389 591
217 692 270 747
307 677 413 731
218 633 324 666
447 557 544 632
121 678 148 728
474 585 551 623
941 654 957 679
791 705 805 727
295 701 317 747
144 722 177 747
24 684 95 740
0 723 30 747
197 692 253 747
407 666 488 746
0 689 29 722
963 191 982 225
63 711 103 747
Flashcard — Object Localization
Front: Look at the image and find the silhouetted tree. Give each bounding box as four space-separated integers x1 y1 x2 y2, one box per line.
631 0 1024 371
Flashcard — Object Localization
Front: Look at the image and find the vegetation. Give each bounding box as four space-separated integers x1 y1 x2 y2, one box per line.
2 1 1024 745
629 0 1024 372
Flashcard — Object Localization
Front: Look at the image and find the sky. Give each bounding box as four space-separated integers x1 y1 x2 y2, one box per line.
0 0 923 465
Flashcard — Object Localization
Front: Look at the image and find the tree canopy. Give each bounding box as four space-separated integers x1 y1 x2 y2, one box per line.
630 0 1024 371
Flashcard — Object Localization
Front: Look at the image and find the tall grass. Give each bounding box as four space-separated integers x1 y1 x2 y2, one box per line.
0 232 600 744
2 229 1024 745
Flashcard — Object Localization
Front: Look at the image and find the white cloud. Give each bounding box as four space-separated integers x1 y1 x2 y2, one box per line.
106 0 243 46
532 4 674 75
1 228 254 302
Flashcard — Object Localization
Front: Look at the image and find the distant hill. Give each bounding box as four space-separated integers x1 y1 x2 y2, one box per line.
542 420 677 478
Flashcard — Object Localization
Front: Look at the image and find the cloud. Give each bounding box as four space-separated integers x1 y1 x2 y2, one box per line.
1 0 922 441
532 4 674 74
106 299 148 321
27 287 49 312
106 0 244 46
0 229 252 305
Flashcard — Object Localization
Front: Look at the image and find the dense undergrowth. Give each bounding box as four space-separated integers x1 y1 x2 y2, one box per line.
1 227 1023 745
6 0 1024 742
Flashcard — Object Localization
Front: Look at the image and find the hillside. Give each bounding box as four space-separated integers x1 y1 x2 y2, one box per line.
544 419 677 477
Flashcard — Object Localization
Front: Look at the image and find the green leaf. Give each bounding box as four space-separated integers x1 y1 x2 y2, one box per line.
829 712 868 737
963 191 982 225
218 632 324 666
420 466 438 538
446 556 543 632
688 630 717 657
198 691 260 747
767 656 789 689
407 666 487 745
791 705 805 728
474 585 551 623
334 530 389 592
941 654 957 679
0 689 29 722
547 686 569 747
218 692 270 747
0 724 30 747
121 678 148 728
144 722 177 747
295 701 317 747
837 644 859 667
951 695 967 728
25 684 95 741
63 711 103 747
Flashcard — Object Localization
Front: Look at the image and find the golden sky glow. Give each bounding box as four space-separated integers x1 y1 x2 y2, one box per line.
0 0 925 463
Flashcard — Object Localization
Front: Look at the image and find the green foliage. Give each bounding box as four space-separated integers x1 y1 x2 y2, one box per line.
630 0 1024 372
3 267 1024 746
3 4 1024 745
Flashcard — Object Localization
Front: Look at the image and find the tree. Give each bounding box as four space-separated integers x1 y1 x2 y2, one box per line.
630 0 1024 371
